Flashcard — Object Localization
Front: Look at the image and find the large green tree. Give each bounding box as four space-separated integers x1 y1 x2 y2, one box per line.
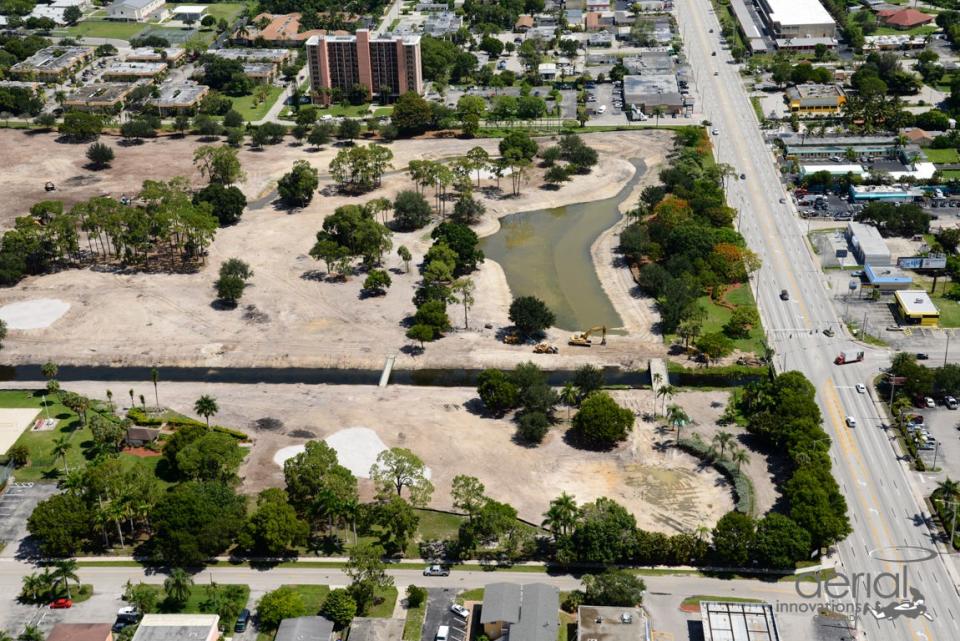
238 488 309 555
571 392 634 447
369 448 434 506
150 481 246 566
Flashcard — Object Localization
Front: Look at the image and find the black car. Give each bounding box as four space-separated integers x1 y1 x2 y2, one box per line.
235 608 251 632
917 353 930 360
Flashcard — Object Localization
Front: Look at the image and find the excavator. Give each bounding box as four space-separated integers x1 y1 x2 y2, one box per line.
568 325 607 347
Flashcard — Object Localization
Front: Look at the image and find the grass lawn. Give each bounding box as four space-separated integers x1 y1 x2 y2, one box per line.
367 586 398 618
67 584 95 603
66 20 145 39
874 25 937 36
403 601 426 640
136 583 250 630
373 106 394 117
318 104 374 118
457 588 484 604
925 148 960 164
666 284 765 355
283 584 330 613
940 170 960 180
230 85 284 122
914 275 960 327
680 594 761 608
750 96 763 122
4 390 88 481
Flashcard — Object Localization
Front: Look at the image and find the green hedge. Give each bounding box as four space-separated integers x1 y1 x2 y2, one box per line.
666 363 767 387
126 408 248 441
677 437 755 515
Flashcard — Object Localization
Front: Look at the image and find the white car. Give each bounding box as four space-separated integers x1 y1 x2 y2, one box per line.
925 397 936 408
450 604 470 618
856 384 866 394
845 416 856 428
711 128 719 135
597 105 607 114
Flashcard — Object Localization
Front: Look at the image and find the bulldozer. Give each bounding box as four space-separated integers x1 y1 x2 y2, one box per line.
533 342 558 354
568 325 607 347
503 333 521 345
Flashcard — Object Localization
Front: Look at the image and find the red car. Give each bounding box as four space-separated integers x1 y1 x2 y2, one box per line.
50 598 73 609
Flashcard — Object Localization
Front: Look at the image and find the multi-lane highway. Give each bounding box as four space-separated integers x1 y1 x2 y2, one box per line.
677 1 960 639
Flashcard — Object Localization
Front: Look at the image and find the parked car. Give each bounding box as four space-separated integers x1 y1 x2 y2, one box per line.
925 397 936 408
436 626 450 641
780 289 789 301
946 396 958 410
451 604 471 618
846 416 857 427
50 598 73 609
235 608 250 632
917 353 930 360
423 564 449 576
856 383 866 394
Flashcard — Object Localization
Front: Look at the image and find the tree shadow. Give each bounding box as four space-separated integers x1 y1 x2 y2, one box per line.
209 299 239 311
561 426 617 452
400 344 424 357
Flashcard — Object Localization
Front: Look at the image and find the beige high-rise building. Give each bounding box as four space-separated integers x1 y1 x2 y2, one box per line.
306 30 423 104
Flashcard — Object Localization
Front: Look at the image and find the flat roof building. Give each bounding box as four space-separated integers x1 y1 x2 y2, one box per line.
423 11 462 36
780 133 898 160
131 614 219 641
347 618 404 641
896 290 940 326
800 163 867 177
242 62 276 82
107 0 165 22
756 0 835 39
171 4 206 22
10 45 92 81
151 80 209 114
864 264 913 291
306 30 423 104
786 83 846 116
700 601 781 641
64 82 136 112
623 73 686 114
209 48 293 66
576 606 649 641
126 47 185 65
102 61 167 80
46 623 113 641
846 221 891 266
849 184 913 201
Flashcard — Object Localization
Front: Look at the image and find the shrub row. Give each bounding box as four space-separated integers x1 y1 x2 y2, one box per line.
677 437 755 515
126 408 247 441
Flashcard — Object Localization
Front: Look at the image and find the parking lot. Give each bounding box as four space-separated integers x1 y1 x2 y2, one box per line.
909 406 960 475
422 588 468 641
0 482 58 558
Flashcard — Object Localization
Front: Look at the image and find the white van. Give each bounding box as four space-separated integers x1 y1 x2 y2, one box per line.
436 626 450 641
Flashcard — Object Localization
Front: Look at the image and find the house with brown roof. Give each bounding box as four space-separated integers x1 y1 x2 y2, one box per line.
234 13 332 45
880 8 933 29
126 425 160 446
515 15 534 32
585 12 601 31
46 623 113 641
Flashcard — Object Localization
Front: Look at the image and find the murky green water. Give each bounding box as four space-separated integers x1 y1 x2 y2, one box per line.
481 161 645 332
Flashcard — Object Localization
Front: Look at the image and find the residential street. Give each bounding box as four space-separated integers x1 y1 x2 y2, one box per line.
678 1 960 640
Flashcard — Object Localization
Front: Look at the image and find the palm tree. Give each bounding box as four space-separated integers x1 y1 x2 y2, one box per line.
666 404 689 443
150 367 159 409
731 447 750 471
106 389 113 412
712 431 734 459
541 492 578 538
20 573 49 603
193 395 218 428
52 559 79 600
652 105 665 128
128 389 135 409
659 384 677 416
164 568 193 606
559 383 579 420
41 362 58 380
51 435 71 473
17 626 43 641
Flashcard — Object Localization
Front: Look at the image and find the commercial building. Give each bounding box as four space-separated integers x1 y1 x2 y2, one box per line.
131 614 219 641
10 46 92 82
171 4 206 23
346 618 404 641
779 133 899 160
878 7 933 29
622 74 688 115
151 80 209 115
864 264 913 292
242 62 276 83
864 34 927 50
423 11 462 36
785 83 846 116
515 15 534 31
102 61 167 81
107 0 165 22
209 48 293 66
755 0 836 39
700 601 781 641
848 184 913 202
800 163 867 177
895 290 940 326
64 83 136 113
306 30 423 104
481 583 559 641
275 616 334 641
46 624 113 641
126 47 185 66
846 222 891 266
623 51 675 75
577 606 650 641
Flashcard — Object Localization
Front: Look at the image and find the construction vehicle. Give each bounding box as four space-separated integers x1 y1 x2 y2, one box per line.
44 182 55 192
503 333 521 345
569 325 607 347
834 351 864 365
533 343 558 354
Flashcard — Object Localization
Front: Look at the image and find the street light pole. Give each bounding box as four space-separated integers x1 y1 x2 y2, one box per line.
945 332 951 367
932 439 940 472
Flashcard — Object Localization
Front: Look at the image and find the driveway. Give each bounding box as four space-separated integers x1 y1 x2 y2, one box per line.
0 482 58 559
421 588 467 641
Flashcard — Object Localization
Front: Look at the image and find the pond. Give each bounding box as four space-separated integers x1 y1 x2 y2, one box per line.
481 160 645 332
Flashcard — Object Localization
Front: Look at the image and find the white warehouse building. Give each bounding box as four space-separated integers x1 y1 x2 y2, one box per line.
756 0 836 39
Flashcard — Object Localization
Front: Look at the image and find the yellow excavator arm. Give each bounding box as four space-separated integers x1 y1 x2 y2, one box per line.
568 325 607 346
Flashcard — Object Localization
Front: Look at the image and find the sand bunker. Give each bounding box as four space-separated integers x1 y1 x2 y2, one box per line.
0 299 70 330
272 426 431 479
0 408 41 454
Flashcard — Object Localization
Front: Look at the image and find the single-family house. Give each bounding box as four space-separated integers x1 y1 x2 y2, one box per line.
481 583 558 641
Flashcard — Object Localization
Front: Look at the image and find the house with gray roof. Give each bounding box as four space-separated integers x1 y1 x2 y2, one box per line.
275 616 334 641
481 583 558 641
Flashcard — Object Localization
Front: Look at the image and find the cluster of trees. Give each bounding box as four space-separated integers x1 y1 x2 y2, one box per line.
856 201 930 238
421 36 479 85
310 201 393 280
739 372 851 551
770 60 833 87
886 352 960 403
0 177 225 286
214 258 254 306
462 0 544 31
619 127 759 337
202 57 254 97
329 144 394 193
0 84 43 116
278 160 320 207
539 133 599 187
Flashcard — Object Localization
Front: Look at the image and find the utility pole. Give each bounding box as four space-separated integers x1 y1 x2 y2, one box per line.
932 439 940 472
946 332 952 367
862 310 868 340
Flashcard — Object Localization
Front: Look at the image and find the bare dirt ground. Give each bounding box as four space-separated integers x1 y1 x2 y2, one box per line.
16 380 740 532
0 129 672 371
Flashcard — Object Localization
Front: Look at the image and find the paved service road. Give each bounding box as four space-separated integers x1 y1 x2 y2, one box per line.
677 1 960 640
422 588 464 641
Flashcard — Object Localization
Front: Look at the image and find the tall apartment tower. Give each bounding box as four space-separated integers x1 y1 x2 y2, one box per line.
306 30 423 104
